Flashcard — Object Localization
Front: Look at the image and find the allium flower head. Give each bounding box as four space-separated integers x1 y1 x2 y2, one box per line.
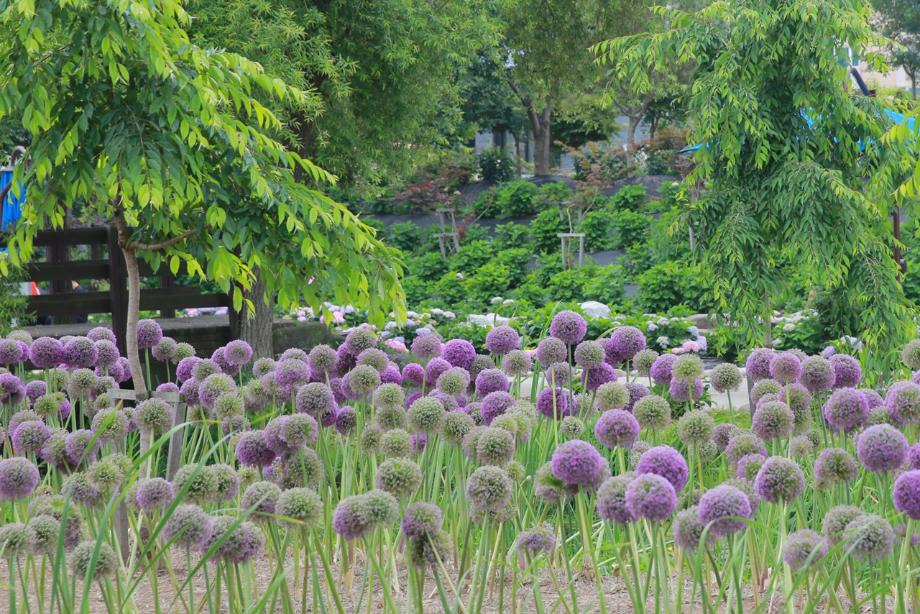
712 423 740 452
829 354 861 388
634 349 659 376
597 475 635 524
752 401 795 442
441 339 476 370
678 410 715 447
754 456 805 504
357 348 388 372
12 420 51 455
736 453 766 481
674 505 711 551
408 396 445 432
65 429 99 466
903 339 920 370
783 529 828 571
152 337 178 363
536 337 566 367
63 336 97 369
135 398 173 435
381 428 412 458
277 487 322 527
235 430 277 467
345 327 377 355
410 334 442 360
134 478 175 512
307 344 336 374
401 502 443 538
595 410 640 449
443 411 474 445
745 348 774 382
672 354 703 384
475 369 509 397
425 357 451 387
909 443 920 470
241 481 281 516
885 381 920 425
649 353 677 386
626 473 677 521
800 356 835 392
549 310 587 345
223 340 253 367
376 458 422 499
206 516 264 564
669 377 703 402
0 457 39 500
549 440 607 487
823 505 864 543
844 514 895 562
163 504 213 550
636 445 688 492
574 340 605 368
485 325 521 355
769 352 802 384
466 466 513 516
29 337 63 369
476 427 515 465
436 367 470 396
609 326 646 361
584 363 616 392
856 423 908 473
136 319 163 349
822 388 868 433
515 524 555 557
698 485 751 537
710 363 742 392
71 540 117 579
535 387 576 420
334 406 357 435
893 470 920 520
633 394 671 430
502 350 532 378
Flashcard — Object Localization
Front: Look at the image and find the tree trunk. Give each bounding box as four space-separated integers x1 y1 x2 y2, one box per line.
627 116 641 147
229 274 273 359
122 246 146 394
513 129 523 178
532 121 551 177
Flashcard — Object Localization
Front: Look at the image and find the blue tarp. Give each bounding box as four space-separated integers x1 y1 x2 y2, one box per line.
0 168 25 231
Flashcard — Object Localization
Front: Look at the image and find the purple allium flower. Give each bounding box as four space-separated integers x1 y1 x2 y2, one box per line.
151 337 178 363
236 430 277 467
822 388 869 433
485 326 521 355
25 380 46 405
752 401 795 442
753 456 805 504
550 440 607 486
745 348 774 382
136 319 163 350
597 475 636 524
674 506 710 551
380 364 402 385
400 363 423 388
223 340 253 367
545 361 572 384
441 339 476 370
241 480 281 517
574 340 605 369
829 354 861 388
481 391 515 424
636 445 689 492
515 524 555 557
0 457 39 500
12 420 51 455
624 381 649 412
135 478 175 512
410 334 442 360
677 410 715 447
668 378 703 402
335 406 357 435
595 410 640 449
0 373 25 405
783 529 829 571
344 327 377 356
625 473 677 521
65 429 99 465
135 398 173 435
857 424 908 473
698 484 752 537
736 453 767 481
0 339 22 365
92 340 119 370
466 465 513 515
909 443 920 470
800 356 835 392
276 358 311 392
114 357 132 382
633 394 671 430
401 502 443 538
295 382 335 420
650 353 677 386
475 369 510 397
376 458 423 499
163 503 213 550
712 423 739 452
862 388 884 409
332 495 373 541
594 382 628 411
436 366 469 396
585 363 617 392
609 326 646 361
209 517 265 564
535 387 576 419
502 350 532 378
710 363 743 392
769 352 802 384
357 348 389 372
425 357 451 387
549 310 587 345
893 470 920 520
87 326 116 344
823 506 864 544
535 337 567 367
198 373 236 410
62 336 96 368
179 378 201 406
844 514 895 562
29 337 63 369
885 382 920 425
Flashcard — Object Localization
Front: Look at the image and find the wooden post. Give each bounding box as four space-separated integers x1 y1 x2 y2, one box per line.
160 273 176 319
108 225 129 355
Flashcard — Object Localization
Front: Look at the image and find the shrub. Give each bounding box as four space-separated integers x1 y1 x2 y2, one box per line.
609 185 647 212
585 265 627 306
406 253 449 283
611 210 651 249
387 223 422 253
494 223 531 250
478 147 515 184
534 182 572 210
530 209 568 254
636 261 711 312
494 180 539 217
494 248 531 282
436 148 477 190
578 209 615 252
545 267 596 302
449 240 495 272
433 271 467 306
464 262 513 304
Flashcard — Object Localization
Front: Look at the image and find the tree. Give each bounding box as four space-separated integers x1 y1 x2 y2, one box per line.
0 0 405 393
498 0 648 176
874 0 920 99
597 0 914 362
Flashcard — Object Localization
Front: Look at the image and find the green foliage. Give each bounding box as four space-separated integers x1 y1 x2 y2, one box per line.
492 180 540 217
449 240 496 273
463 262 513 303
584 265 627 306
494 248 532 282
387 223 424 253
545 267 596 302
578 210 615 252
478 147 516 184
598 0 914 359
406 252 449 283
609 185 648 212
534 182 573 210
494 223 531 250
0 278 31 335
611 210 652 249
529 209 568 253
636 262 710 312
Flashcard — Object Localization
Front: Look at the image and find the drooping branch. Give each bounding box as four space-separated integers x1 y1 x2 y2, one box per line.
126 228 196 251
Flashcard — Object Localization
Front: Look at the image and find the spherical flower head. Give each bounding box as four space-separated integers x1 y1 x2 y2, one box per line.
86 340 118 371
381 429 412 458
479 390 514 425
276 487 322 527
595 409 640 450
334 406 357 435
380 364 402 385
626 473 677 521
609 326 647 362
28 514 62 556
597 475 636 524
735 453 766 481
844 514 895 562
174 342 194 361
342 364 379 398
573 340 604 369
669 378 703 402
726 433 767 467
361 489 399 527
437 410 472 445
440 339 476 370
821 387 868 433
135 398 173 436
671 354 702 384
769 352 802 384
408 396 445 433
800 356 835 392
24 380 47 405
424 358 451 387
401 502 443 538
136 319 163 350
588 383 625 414
12 420 51 455
893 470 920 520
886 381 920 425
535 337 566 368
71 540 118 580
515 524 555 558
394 364 421 391
197 373 236 411
745 348 774 382
163 503 213 549
545 361 572 385
221 340 253 367
783 529 829 571
711 423 740 452
500 350 531 378
406 529 453 570
475 369 509 397
698 484 751 537
294 382 335 421
674 505 711 551
91 408 127 443
631 396 670 432
646 355 676 388
822 505 864 543
535 387 576 420
903 340 920 370
29 337 63 369
150 337 178 363
410 334 442 360
62 336 97 369
583 363 616 392
754 456 805 504
752 401 795 442
678 410 715 447
466 465 513 515
241 480 281 517
62 471 103 506
203 516 264 564
235 430 277 467
84 326 113 344
707 363 741 394
485 325 521 356
207 464 240 502
750 379 780 404
356 348 388 373
550 439 607 487
909 443 920 470
857 423 908 473
134 478 175 512
376 458 422 499
559 415 584 439
172 464 218 502
343 326 377 355
780 383 812 430
476 427 516 465
65 430 99 466
436 367 470 396
829 354 861 388
549 310 587 345
172 356 200 385
468 353 494 379
636 445 689 492
0 457 39 500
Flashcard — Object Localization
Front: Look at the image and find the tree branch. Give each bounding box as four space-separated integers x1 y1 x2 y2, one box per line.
126 228 196 251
